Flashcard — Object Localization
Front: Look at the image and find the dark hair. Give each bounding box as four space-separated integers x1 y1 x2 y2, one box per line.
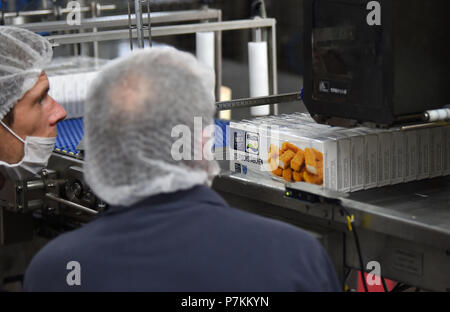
3 110 14 127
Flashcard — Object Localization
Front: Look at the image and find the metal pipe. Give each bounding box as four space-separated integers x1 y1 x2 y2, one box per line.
45 193 98 215
134 0 145 49
91 1 99 59
26 180 45 191
17 10 221 32
400 121 449 131
268 20 279 114
2 5 115 18
216 92 302 111
215 10 223 102
47 19 276 46
127 0 134 50
146 0 152 47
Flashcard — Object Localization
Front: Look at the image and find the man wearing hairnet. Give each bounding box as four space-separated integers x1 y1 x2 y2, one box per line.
0 27 67 185
24 47 341 291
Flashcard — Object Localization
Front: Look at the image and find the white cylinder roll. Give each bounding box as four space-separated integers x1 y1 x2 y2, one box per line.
248 41 270 116
196 32 215 71
426 108 450 122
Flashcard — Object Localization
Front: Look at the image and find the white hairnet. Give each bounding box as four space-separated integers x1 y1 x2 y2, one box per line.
84 47 220 206
0 26 53 120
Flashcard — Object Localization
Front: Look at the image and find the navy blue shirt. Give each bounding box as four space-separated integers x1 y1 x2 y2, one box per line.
24 185 341 291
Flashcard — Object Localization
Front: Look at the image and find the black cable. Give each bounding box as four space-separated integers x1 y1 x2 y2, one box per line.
341 206 369 292
381 276 389 292
352 225 369 292
342 268 352 292
396 284 413 292
391 282 413 292
391 282 402 292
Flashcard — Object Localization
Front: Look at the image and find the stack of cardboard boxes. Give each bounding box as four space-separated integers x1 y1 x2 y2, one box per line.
228 113 450 192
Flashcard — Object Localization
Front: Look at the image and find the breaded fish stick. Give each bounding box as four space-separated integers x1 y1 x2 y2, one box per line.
290 150 305 172
305 148 318 174
279 150 296 169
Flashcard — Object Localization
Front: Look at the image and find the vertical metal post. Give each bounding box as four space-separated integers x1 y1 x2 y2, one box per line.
135 0 145 49
268 20 279 115
215 10 222 101
91 1 99 59
127 0 134 50
79 0 90 56
146 0 152 47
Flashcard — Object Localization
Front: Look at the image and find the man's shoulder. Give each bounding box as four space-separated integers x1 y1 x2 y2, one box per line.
210 201 320 249
23 227 90 291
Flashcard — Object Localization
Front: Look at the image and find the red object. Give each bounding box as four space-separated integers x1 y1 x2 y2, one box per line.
357 271 396 292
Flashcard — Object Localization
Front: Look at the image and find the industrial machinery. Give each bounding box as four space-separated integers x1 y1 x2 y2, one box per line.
1 0 449 292
303 0 450 127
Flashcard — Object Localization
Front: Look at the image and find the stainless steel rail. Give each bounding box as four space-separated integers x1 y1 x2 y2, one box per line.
15 9 221 32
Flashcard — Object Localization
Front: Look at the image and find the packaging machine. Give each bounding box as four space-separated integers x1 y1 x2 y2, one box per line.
0 0 449 292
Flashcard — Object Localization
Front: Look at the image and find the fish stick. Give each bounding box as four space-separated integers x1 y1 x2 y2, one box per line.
312 148 324 161
303 170 323 185
272 167 283 177
305 148 318 174
282 142 301 153
279 150 296 169
293 170 302 182
282 168 293 182
290 150 305 172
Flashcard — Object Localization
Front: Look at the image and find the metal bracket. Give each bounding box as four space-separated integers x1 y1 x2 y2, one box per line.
128 0 152 50
216 92 302 111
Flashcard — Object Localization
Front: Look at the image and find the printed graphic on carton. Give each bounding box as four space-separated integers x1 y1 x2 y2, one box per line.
267 142 324 186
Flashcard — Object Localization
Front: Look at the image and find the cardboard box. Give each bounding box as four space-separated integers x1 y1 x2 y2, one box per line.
430 127 444 178
417 129 431 180
404 130 418 182
354 129 378 190
336 130 365 192
391 130 405 185
443 126 450 176
229 121 337 190
376 130 392 187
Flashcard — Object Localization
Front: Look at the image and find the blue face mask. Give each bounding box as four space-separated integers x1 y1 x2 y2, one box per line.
0 120 56 181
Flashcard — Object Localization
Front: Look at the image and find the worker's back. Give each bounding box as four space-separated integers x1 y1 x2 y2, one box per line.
24 185 341 292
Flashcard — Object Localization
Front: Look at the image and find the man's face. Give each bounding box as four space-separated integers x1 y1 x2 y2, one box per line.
0 71 67 164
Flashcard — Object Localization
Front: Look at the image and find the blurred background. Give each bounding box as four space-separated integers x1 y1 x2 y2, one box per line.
0 0 307 118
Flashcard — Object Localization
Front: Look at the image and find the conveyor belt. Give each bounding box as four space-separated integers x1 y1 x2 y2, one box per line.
55 118 230 158
55 118 84 157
